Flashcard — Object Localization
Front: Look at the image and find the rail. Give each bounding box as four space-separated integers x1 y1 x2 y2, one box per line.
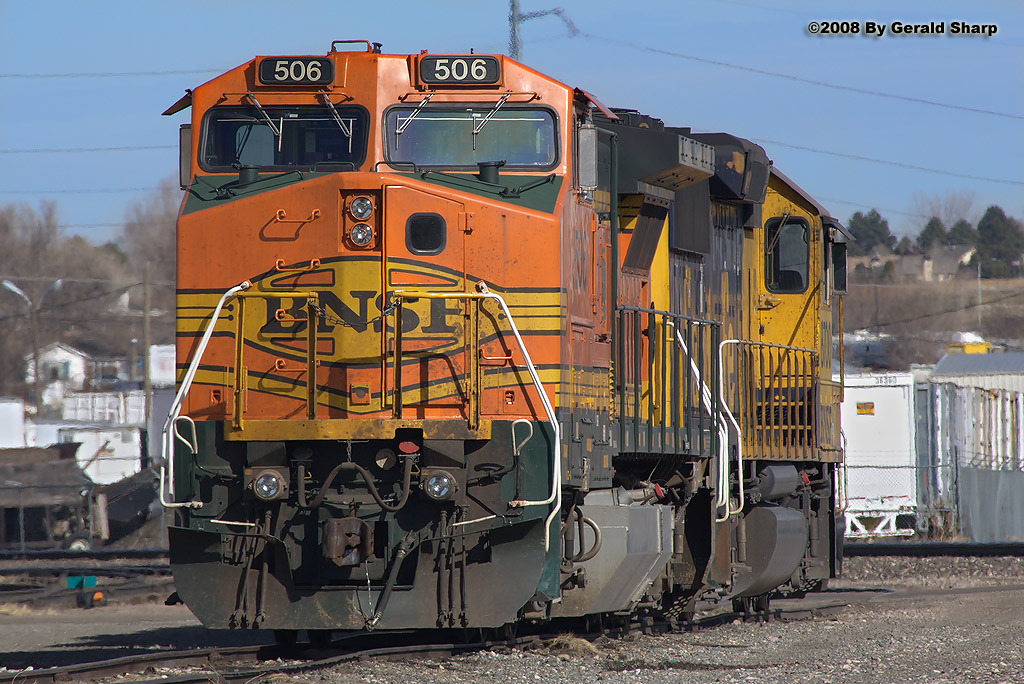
667 324 731 519
160 280 250 509
392 283 561 550
719 339 819 461
232 290 322 428
615 306 719 457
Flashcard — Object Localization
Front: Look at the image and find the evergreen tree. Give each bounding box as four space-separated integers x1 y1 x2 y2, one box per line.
976 205 1024 278
847 209 896 256
916 217 948 251
948 219 977 246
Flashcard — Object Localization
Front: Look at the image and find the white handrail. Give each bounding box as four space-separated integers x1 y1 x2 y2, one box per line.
160 280 251 508
717 340 745 522
669 323 734 520
446 282 561 551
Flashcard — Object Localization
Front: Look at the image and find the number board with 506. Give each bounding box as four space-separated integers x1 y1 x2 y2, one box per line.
419 56 500 86
258 57 334 86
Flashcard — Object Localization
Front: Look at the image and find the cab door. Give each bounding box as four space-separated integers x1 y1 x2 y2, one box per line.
756 211 817 350
382 185 469 420
753 201 821 459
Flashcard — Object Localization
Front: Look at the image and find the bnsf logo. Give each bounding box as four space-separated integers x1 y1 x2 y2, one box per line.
257 290 465 350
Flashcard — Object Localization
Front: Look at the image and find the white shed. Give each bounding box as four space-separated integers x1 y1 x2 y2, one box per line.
931 352 1024 394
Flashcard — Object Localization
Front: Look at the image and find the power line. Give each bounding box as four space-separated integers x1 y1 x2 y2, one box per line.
0 69 221 79
582 33 1024 122
0 275 141 285
0 146 174 154
816 197 927 220
0 187 158 195
754 138 1024 186
873 289 1024 328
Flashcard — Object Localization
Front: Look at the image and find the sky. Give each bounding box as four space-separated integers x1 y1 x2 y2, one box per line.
0 0 1021 244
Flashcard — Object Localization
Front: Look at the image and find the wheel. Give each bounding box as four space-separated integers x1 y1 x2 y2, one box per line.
63 534 91 552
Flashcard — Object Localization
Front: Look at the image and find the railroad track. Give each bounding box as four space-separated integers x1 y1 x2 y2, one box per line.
844 541 1024 557
0 588 878 684
0 549 170 562
6 541 1022 564
0 558 172 608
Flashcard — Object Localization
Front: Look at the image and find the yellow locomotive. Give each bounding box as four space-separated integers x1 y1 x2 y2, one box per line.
160 41 847 635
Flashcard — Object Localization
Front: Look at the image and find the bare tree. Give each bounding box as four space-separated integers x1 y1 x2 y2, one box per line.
910 190 977 234
118 178 182 347
0 202 66 396
119 177 181 286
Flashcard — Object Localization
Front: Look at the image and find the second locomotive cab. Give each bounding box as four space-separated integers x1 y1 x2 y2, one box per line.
159 40 848 635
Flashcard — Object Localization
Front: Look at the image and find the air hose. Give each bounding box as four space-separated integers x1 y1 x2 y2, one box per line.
297 456 414 511
365 536 414 630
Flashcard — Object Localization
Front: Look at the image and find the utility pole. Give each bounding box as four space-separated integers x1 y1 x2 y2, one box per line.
143 263 153 426
508 0 580 60
976 258 982 329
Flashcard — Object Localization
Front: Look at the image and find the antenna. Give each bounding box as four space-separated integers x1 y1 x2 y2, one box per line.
508 0 580 60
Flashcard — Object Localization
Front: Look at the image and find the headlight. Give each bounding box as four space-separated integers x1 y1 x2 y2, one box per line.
422 470 456 502
253 471 283 500
350 223 374 246
350 196 373 220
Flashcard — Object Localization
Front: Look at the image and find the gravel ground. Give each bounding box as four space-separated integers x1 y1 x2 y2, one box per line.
298 556 1024 684
2 556 1023 683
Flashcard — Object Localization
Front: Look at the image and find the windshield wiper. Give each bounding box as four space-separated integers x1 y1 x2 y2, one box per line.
317 92 357 154
766 212 790 256
507 173 556 197
396 94 433 135
471 93 511 149
245 93 281 139
317 92 354 141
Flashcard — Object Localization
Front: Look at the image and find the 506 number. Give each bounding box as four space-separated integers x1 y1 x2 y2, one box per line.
258 57 333 85
433 58 488 81
419 56 499 84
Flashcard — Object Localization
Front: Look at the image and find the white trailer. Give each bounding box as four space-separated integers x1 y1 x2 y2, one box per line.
840 372 918 537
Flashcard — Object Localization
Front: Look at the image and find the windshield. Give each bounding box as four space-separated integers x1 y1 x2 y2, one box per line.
384 106 557 168
201 104 369 172
765 216 810 293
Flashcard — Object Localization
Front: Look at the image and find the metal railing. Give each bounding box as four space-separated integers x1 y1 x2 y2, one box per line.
615 306 720 457
720 340 819 461
232 290 321 428
393 284 561 550
390 291 482 427
161 280 250 508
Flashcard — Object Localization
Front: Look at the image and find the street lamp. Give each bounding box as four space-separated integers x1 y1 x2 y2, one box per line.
2 279 63 416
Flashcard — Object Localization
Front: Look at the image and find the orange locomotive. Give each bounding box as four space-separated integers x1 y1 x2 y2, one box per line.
161 41 847 636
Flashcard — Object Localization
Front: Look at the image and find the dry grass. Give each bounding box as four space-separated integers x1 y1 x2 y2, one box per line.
548 632 600 655
0 603 56 616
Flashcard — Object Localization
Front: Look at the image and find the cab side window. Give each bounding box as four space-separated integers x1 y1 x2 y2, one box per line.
765 216 809 294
